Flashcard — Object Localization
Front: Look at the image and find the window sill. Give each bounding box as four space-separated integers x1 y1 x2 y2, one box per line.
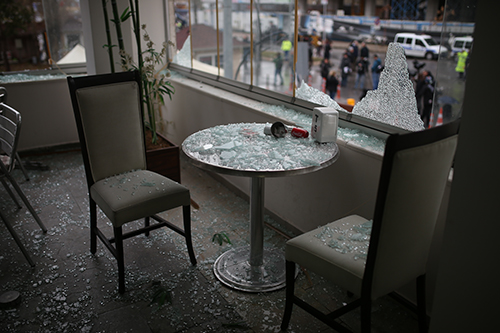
169 73 386 158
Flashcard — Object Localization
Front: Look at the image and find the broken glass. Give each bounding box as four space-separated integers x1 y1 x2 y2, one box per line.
315 220 372 262
182 123 338 172
172 35 191 68
352 43 425 131
296 80 348 113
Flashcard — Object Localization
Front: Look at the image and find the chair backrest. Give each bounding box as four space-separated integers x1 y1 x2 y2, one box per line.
0 87 7 103
0 90 22 174
67 71 146 187
365 119 460 299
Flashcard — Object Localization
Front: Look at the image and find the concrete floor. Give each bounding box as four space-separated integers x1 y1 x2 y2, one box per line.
1 149 420 332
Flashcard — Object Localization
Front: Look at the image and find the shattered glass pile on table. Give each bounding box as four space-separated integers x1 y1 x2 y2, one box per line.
351 43 425 131
182 123 338 172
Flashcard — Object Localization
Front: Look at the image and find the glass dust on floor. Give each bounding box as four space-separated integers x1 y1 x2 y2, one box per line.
0 150 419 332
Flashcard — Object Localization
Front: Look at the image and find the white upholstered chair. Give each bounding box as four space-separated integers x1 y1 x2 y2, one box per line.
281 119 460 333
67 71 196 293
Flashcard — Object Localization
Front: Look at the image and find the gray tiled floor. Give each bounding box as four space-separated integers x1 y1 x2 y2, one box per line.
1 149 419 332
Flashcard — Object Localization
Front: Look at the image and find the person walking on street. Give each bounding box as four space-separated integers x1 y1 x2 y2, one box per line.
281 39 292 61
320 58 331 80
354 57 368 90
417 76 435 128
415 70 434 116
360 41 369 59
326 69 339 100
371 54 383 89
323 39 332 61
350 40 359 64
455 49 468 79
273 53 284 85
340 52 351 87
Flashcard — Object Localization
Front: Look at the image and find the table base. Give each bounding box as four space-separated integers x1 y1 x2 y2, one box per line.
213 246 287 293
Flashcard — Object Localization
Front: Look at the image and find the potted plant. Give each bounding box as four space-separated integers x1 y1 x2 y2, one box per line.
102 0 180 182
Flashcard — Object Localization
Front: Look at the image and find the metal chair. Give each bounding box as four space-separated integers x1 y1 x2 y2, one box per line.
281 119 460 333
67 71 196 293
0 87 30 181
0 93 47 267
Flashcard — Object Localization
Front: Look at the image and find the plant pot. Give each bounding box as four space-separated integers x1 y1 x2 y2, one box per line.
145 130 181 183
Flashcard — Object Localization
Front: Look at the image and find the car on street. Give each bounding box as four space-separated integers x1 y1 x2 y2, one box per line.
395 33 448 60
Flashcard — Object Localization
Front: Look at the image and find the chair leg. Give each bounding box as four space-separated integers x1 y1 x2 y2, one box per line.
183 205 196 265
416 274 428 333
0 178 22 209
144 216 150 237
0 210 35 267
90 200 97 254
281 260 296 331
15 153 30 181
114 227 126 294
3 172 46 232
360 296 372 333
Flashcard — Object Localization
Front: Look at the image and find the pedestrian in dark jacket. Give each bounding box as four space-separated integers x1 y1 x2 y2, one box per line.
323 39 331 61
417 76 434 128
326 69 339 100
340 53 351 87
354 57 368 90
415 70 434 115
360 41 369 59
320 58 331 79
273 53 284 85
371 54 382 89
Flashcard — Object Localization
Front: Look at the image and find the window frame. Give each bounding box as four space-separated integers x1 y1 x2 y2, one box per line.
166 1 407 139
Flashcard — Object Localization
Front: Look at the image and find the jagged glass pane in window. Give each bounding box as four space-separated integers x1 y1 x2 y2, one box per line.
352 43 424 131
296 81 348 113
173 35 192 68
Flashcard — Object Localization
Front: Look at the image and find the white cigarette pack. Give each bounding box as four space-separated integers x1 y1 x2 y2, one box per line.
311 107 339 143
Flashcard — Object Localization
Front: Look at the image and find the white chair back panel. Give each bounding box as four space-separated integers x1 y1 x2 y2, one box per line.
371 135 458 298
76 82 146 182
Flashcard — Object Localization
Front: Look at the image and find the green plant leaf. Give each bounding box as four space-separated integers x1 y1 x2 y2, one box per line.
150 286 172 309
212 232 232 246
120 7 132 22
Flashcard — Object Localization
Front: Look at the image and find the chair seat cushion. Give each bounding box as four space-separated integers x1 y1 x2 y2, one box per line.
91 170 190 227
286 215 370 296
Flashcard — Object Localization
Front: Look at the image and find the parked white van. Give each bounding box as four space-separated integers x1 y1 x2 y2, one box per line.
394 33 448 60
449 36 473 56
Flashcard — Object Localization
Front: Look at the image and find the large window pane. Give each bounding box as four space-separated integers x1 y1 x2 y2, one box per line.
42 0 84 65
250 1 294 93
172 0 476 131
431 0 476 127
0 0 84 74
230 1 252 84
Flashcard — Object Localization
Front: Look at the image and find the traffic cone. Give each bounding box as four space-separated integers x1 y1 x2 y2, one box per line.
307 74 312 86
321 77 326 93
337 86 341 99
436 107 443 126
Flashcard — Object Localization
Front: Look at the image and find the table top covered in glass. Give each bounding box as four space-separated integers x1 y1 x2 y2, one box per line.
182 123 339 178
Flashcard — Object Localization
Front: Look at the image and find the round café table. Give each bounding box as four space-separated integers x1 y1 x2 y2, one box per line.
182 123 339 292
